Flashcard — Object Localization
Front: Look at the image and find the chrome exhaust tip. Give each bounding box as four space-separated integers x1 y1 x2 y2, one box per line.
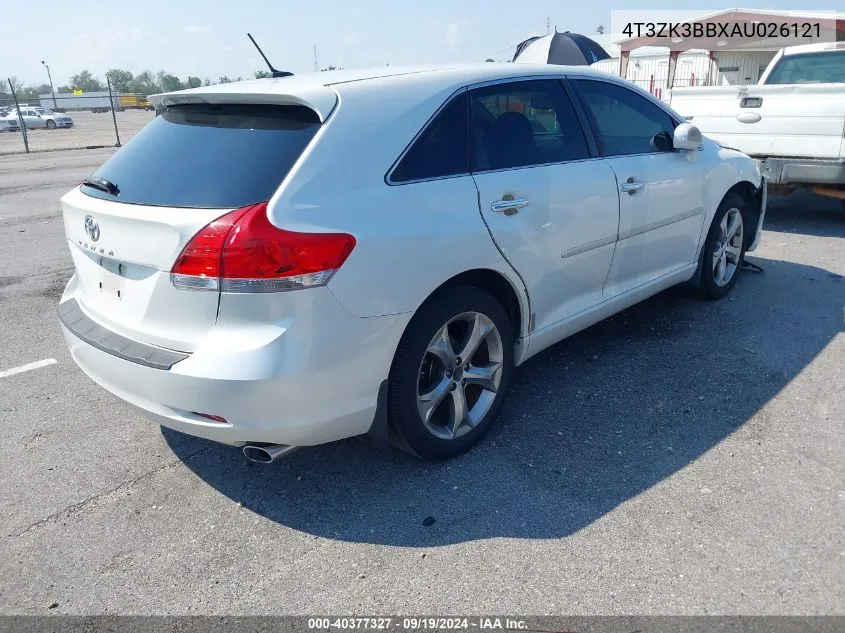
242 443 299 464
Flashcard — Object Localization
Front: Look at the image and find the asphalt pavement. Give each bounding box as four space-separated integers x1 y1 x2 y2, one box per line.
0 149 843 615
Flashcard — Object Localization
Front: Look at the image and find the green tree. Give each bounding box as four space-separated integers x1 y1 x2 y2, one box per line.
34 83 53 95
185 76 202 88
18 86 40 100
156 72 183 92
254 70 272 79
7 76 26 95
131 70 159 95
106 69 134 92
485 58 495 62
69 69 104 92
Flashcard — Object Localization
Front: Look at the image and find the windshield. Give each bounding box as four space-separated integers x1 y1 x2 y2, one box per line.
765 51 845 84
80 103 321 209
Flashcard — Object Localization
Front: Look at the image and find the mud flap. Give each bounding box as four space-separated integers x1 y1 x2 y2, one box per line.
358 380 390 448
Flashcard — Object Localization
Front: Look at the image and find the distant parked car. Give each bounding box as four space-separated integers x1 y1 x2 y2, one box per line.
0 116 20 132
4 106 73 129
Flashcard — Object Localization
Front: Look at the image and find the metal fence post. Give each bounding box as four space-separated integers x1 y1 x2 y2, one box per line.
107 76 121 147
8 78 29 154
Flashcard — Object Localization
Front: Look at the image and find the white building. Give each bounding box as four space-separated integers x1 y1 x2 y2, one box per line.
590 9 844 100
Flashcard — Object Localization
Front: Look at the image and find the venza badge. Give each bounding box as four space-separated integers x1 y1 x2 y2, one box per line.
84 215 100 242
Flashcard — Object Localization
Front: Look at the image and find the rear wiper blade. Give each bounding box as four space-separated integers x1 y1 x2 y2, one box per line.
81 177 119 196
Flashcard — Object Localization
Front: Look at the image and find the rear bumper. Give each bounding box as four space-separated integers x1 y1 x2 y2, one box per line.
758 157 845 186
59 288 411 447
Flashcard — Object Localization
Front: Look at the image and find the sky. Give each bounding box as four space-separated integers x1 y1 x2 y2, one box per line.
1 0 842 87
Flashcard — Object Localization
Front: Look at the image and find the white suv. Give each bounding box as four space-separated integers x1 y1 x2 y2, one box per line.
58 65 765 463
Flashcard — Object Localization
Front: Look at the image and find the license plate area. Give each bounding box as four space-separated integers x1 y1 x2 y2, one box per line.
98 257 125 300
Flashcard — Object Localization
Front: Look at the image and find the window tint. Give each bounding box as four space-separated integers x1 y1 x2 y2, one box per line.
80 104 320 208
470 79 589 171
391 92 470 183
573 79 676 157
765 52 845 84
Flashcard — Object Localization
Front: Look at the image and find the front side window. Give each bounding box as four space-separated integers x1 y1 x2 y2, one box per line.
573 79 676 157
765 52 845 84
391 91 470 183
469 79 590 171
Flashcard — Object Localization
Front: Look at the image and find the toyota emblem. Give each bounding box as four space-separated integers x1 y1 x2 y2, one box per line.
84 215 100 242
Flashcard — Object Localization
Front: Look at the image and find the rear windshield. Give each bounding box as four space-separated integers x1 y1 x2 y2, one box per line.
765 51 845 84
81 103 321 208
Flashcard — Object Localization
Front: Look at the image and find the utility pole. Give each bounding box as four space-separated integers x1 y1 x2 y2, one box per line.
41 60 57 110
546 17 551 35
313 45 319 72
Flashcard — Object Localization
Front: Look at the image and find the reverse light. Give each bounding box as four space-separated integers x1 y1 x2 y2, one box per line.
170 202 356 293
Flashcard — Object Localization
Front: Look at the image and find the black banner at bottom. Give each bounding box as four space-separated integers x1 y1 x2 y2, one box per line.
0 616 843 633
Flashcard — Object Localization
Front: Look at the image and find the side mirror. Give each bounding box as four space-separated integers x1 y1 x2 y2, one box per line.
651 131 674 152
673 122 702 151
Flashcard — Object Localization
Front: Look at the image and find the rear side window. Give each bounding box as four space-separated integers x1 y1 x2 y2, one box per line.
81 104 320 208
765 51 845 84
469 79 590 171
390 92 470 183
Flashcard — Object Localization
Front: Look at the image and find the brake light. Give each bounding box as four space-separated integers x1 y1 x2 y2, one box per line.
170 202 356 293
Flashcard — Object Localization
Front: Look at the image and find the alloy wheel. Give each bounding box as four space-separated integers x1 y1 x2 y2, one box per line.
712 207 744 287
416 311 504 441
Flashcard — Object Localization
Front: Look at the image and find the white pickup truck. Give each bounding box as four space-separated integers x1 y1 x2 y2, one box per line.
669 42 845 200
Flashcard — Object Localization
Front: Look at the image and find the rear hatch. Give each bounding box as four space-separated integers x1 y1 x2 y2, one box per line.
61 102 322 352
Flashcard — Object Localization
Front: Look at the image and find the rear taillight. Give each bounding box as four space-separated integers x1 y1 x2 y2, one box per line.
170 202 356 293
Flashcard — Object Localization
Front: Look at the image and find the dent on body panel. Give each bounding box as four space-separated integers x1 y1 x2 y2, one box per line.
708 146 761 213
325 176 513 318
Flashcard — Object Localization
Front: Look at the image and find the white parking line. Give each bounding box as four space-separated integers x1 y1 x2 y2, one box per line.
0 358 58 379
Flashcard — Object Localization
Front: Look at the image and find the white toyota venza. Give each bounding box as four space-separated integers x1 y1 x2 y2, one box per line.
58 65 766 463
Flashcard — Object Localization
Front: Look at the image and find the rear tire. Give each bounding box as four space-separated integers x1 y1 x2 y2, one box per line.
698 193 749 300
387 286 514 460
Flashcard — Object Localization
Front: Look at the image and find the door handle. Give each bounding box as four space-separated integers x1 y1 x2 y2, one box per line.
740 96 763 108
619 177 645 195
490 196 529 215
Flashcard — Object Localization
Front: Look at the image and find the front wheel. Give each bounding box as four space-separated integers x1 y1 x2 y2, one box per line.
387 287 514 460
45 119 57 130
698 193 749 300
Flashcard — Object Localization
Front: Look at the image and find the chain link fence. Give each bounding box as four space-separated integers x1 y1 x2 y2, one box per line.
1 81 156 156
625 78 699 102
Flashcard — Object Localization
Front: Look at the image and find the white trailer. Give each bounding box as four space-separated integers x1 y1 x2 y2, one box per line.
39 92 121 113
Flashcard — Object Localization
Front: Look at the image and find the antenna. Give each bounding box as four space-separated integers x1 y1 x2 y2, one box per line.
546 17 551 35
247 33 293 78
313 45 319 72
